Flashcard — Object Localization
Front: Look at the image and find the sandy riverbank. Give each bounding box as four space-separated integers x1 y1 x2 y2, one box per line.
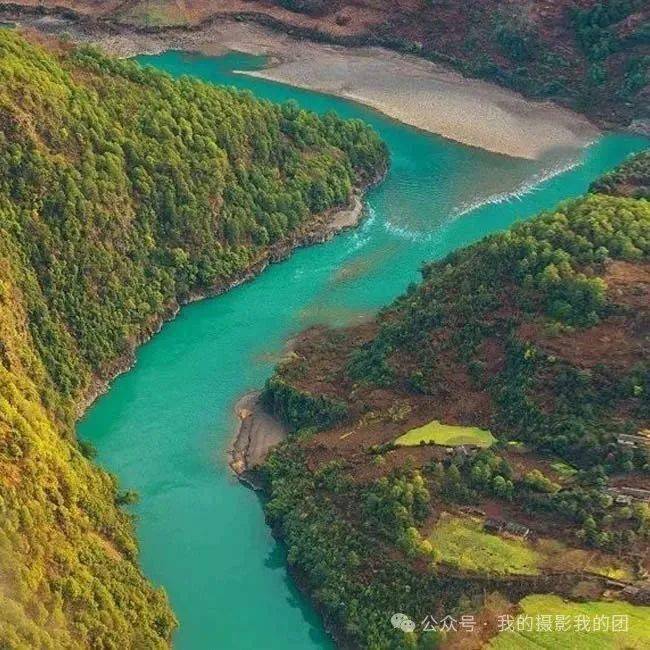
240 43 599 161
11 15 599 160
229 391 287 486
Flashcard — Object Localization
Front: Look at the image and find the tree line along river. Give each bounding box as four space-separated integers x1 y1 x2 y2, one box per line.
77 50 649 649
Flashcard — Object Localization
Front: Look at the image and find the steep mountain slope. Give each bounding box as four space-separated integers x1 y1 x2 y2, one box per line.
591 148 650 197
3 0 648 127
0 30 386 647
261 152 650 648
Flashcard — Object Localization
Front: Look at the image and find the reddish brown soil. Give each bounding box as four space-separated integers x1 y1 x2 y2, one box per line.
521 317 645 372
518 261 650 373
604 260 650 310
610 471 650 490
500 448 566 483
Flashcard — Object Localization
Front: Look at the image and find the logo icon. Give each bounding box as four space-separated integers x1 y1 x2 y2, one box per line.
391 613 416 633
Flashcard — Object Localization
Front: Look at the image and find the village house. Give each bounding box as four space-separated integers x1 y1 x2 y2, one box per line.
483 518 505 534
608 486 650 503
616 432 650 450
504 521 531 539
483 518 531 540
613 493 633 506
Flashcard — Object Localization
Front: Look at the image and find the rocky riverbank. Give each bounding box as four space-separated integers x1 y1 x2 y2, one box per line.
229 391 287 488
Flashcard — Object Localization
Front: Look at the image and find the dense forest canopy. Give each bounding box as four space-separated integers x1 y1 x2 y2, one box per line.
0 30 386 648
262 151 650 648
590 149 650 198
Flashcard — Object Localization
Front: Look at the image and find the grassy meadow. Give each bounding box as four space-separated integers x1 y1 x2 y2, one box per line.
488 595 650 649
395 420 495 447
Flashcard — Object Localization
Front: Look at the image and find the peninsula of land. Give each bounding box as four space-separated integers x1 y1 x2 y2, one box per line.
4 13 599 160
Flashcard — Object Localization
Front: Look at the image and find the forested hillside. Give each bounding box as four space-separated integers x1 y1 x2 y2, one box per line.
266 0 650 126
0 30 386 647
591 148 650 197
262 152 650 648
4 0 648 127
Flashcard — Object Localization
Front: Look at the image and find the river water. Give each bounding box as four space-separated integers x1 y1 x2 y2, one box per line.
77 50 648 649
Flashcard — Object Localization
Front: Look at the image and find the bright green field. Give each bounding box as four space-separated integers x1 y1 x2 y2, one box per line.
550 461 578 479
489 595 650 649
428 515 631 579
429 514 540 575
395 420 495 447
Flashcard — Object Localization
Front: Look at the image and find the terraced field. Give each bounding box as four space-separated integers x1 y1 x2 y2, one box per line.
428 514 540 575
489 595 650 649
428 515 633 580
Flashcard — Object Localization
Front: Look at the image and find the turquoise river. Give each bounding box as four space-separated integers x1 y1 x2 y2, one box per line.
77 51 649 649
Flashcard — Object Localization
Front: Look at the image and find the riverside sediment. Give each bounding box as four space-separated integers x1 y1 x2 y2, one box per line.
2 8 598 160
229 391 287 488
